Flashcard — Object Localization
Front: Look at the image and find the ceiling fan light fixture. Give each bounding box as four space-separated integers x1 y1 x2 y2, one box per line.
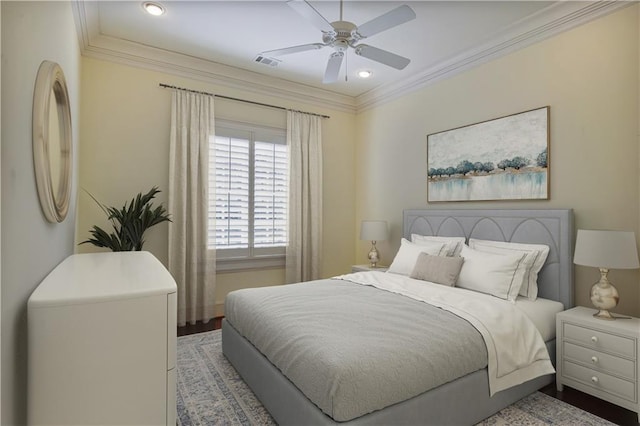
143 2 165 16
357 70 372 79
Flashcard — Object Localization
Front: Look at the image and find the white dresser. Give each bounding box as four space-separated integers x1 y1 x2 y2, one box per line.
556 306 639 422
28 252 177 425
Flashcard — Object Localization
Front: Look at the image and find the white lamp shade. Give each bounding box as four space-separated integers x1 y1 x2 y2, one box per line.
360 221 388 241
574 229 640 269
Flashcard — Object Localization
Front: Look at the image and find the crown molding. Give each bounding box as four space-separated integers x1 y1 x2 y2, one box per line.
72 2 357 114
72 1 630 115
81 38 358 113
355 1 632 111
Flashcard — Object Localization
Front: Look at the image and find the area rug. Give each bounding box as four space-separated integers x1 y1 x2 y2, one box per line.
177 330 615 426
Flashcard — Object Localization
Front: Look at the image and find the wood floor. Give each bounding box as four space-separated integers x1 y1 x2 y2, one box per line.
540 383 638 426
177 317 221 336
179 320 639 425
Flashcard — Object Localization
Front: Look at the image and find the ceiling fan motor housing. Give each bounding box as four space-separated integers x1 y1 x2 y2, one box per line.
323 20 361 50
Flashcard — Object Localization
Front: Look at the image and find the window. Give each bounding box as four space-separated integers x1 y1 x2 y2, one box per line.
210 121 288 271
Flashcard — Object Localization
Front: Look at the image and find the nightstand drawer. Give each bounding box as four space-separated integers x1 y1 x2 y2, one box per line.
564 342 636 380
563 360 636 403
564 323 635 358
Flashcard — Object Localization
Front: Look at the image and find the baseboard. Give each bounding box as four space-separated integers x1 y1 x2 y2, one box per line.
215 303 225 318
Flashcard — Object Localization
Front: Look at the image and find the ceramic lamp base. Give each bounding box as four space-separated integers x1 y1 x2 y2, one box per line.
593 309 615 320
367 241 380 268
590 268 620 321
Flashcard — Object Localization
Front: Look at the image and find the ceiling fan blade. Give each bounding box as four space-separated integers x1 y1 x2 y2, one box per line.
287 0 335 33
323 52 344 84
354 44 410 70
356 5 416 38
261 43 326 57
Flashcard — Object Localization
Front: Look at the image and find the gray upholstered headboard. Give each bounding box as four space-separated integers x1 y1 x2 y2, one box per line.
403 209 574 308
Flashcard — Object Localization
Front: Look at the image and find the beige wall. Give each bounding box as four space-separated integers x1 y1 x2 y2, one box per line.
77 58 357 312
78 5 639 318
1 2 81 424
355 5 640 316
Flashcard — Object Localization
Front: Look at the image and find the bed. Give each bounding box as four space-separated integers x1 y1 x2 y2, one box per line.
222 209 574 425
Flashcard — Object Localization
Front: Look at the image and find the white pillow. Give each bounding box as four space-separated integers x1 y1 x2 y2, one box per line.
468 239 549 300
412 234 466 257
388 238 446 275
457 245 527 301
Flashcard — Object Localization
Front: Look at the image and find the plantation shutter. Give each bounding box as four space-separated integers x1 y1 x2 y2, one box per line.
211 131 250 249
254 141 288 247
210 123 288 260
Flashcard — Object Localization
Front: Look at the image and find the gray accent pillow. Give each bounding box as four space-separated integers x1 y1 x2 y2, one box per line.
410 253 464 287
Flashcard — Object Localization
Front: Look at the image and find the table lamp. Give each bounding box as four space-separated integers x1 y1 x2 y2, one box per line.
573 229 639 320
360 220 388 268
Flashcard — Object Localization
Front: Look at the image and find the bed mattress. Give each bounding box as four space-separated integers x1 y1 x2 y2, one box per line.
225 279 488 422
515 296 564 342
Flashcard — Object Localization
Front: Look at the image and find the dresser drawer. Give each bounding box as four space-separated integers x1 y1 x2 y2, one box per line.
564 323 636 358
564 342 636 380
563 360 636 403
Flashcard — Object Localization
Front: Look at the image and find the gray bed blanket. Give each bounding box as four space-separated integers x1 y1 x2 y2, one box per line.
224 279 488 422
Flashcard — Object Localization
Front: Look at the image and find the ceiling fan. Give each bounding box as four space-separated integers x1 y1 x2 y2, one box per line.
260 0 416 84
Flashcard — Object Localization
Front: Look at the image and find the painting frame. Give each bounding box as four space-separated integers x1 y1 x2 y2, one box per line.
427 106 550 203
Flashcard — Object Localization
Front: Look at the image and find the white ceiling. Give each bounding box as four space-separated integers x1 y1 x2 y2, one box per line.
74 1 628 110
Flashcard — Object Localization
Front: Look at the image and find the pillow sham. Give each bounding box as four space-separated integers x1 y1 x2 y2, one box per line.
387 238 446 276
456 245 527 301
468 239 550 300
411 234 466 257
410 253 464 287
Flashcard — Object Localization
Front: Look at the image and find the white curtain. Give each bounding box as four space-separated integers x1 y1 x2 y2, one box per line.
286 110 323 283
168 90 216 326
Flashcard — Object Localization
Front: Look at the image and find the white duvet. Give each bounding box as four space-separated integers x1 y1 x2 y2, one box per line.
336 271 556 395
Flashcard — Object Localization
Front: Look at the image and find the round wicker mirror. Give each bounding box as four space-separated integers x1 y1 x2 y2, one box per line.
32 60 72 223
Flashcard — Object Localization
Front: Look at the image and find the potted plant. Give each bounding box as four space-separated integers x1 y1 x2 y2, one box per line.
81 187 171 251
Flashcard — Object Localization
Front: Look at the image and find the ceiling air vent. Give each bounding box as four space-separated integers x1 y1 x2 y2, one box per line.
254 55 281 67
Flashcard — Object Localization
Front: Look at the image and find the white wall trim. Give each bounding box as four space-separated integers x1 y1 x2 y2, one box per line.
72 2 356 113
81 43 357 114
72 1 631 114
356 1 633 111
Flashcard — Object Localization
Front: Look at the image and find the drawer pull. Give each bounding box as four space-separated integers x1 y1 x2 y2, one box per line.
591 376 599 384
591 336 598 343
591 356 598 364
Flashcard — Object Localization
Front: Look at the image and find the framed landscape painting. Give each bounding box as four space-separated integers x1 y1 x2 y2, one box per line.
427 106 549 202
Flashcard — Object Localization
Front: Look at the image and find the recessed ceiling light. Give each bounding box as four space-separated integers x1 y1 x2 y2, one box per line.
357 70 372 79
143 2 165 16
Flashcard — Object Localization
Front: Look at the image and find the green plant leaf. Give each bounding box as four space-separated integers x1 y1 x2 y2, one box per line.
79 186 172 252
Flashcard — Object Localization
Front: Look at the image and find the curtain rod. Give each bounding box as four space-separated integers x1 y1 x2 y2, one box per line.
158 83 330 119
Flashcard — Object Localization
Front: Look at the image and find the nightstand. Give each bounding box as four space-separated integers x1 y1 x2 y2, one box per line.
351 264 388 273
556 306 639 422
